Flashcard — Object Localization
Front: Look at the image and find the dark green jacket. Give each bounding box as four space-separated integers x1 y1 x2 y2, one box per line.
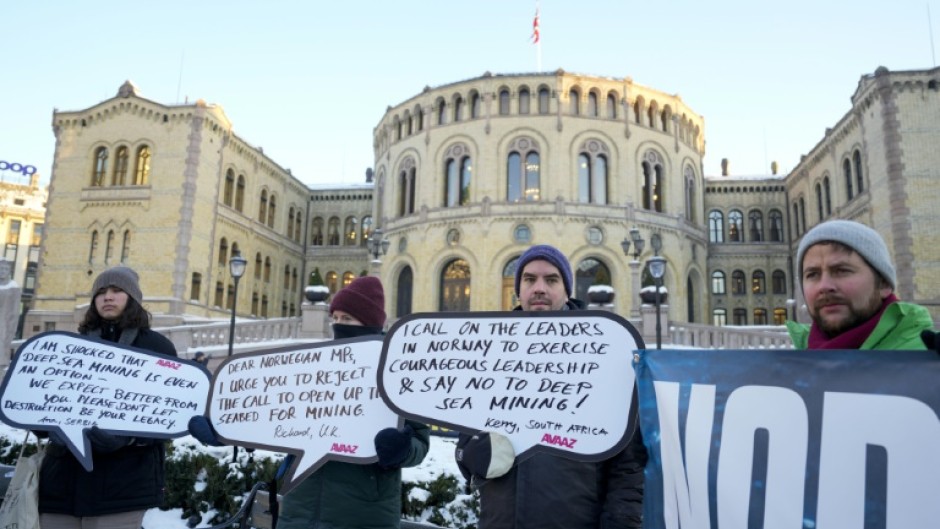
787 301 934 350
277 420 430 529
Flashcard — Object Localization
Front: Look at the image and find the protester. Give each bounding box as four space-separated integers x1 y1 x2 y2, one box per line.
38 265 177 529
787 219 934 350
189 275 430 529
455 244 647 528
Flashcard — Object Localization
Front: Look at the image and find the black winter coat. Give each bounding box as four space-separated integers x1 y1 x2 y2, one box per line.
38 327 177 516
458 298 648 528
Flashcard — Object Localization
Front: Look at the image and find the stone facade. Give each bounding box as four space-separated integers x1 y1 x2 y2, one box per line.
0 171 47 333
22 67 940 338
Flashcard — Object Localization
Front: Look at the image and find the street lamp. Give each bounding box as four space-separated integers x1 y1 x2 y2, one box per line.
227 250 247 357
621 227 646 318
648 254 667 349
368 228 390 261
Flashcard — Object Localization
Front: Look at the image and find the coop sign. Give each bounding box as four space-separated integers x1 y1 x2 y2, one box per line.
0 160 37 176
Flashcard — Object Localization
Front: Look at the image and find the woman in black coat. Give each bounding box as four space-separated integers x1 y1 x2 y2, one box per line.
38 266 176 529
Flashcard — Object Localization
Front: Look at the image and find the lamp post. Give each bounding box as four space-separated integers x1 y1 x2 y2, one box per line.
648 254 666 349
620 227 646 318
227 250 247 357
368 228 390 261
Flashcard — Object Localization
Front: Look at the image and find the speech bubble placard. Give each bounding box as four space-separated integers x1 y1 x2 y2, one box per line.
0 331 210 471
207 337 399 492
379 310 643 462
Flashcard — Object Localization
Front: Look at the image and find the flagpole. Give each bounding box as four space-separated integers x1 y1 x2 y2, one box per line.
533 1 541 72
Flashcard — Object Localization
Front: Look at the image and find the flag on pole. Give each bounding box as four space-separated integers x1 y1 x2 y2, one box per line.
531 7 540 44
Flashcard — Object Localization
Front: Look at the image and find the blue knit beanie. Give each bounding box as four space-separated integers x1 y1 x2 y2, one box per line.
514 244 573 297
796 220 896 288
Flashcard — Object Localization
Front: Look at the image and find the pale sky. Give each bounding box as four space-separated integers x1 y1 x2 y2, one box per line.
2 0 936 187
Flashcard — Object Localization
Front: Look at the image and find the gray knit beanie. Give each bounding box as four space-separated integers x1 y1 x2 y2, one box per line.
796 220 896 288
92 266 143 305
514 244 573 297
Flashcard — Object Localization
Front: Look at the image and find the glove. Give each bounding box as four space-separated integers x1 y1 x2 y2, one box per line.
922 330 940 354
455 431 515 480
188 415 224 446
87 426 131 454
374 424 414 469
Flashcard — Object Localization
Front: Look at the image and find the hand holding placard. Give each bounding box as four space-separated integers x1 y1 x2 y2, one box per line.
0 332 210 471
379 311 643 462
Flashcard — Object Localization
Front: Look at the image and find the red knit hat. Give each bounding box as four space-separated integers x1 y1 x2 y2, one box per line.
329 276 386 328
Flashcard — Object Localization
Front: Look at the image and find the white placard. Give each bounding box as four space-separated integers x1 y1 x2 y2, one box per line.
379 311 642 461
208 337 399 491
0 331 210 471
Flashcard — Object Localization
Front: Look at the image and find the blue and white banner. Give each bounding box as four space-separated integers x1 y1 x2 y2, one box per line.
635 348 940 529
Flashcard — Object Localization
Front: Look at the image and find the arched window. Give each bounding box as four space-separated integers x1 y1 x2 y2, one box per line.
815 182 824 221
311 217 324 246
711 270 726 295
396 266 414 318
342 271 355 287
398 157 417 216
748 210 763 242
223 169 234 206
823 176 832 216
326 271 338 294
853 149 864 193
361 216 373 248
327 217 340 245
519 88 530 114
264 257 272 283
218 238 228 267
92 147 108 186
121 230 131 262
538 87 550 114
134 146 151 185
453 95 464 122
112 146 129 186
575 258 610 302
772 270 787 295
250 292 259 315
731 270 746 295
267 194 276 228
470 91 481 119
89 230 98 263
773 308 787 325
708 210 725 243
287 208 295 240
235 175 245 212
754 308 768 325
606 93 617 119
684 166 696 222
713 308 727 326
641 150 664 212
344 216 358 246
444 143 472 207
752 270 766 294
416 106 424 132
436 98 446 126
499 89 511 115
440 259 471 312
792 202 800 237
507 137 540 202
259 190 268 223
261 295 269 318
577 140 609 204
728 210 744 242
190 273 201 302
215 282 224 308
843 158 854 201
568 88 580 115
769 210 784 242
254 253 262 280
733 308 748 325
799 197 806 235
105 230 115 263
587 92 598 117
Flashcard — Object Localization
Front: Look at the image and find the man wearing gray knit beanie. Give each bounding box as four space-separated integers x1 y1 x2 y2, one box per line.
788 219 934 350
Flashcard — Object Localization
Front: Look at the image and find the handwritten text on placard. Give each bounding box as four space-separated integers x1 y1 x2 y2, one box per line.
208 337 399 491
0 331 209 471
379 311 642 462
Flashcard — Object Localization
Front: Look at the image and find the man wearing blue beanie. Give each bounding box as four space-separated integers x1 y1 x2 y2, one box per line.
456 243 648 528
788 219 935 350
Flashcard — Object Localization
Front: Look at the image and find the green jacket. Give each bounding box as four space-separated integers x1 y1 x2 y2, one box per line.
787 301 934 350
277 420 431 529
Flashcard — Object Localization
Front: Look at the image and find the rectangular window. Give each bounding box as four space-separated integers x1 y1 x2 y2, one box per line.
190 273 202 301
4 243 17 263
7 220 21 245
